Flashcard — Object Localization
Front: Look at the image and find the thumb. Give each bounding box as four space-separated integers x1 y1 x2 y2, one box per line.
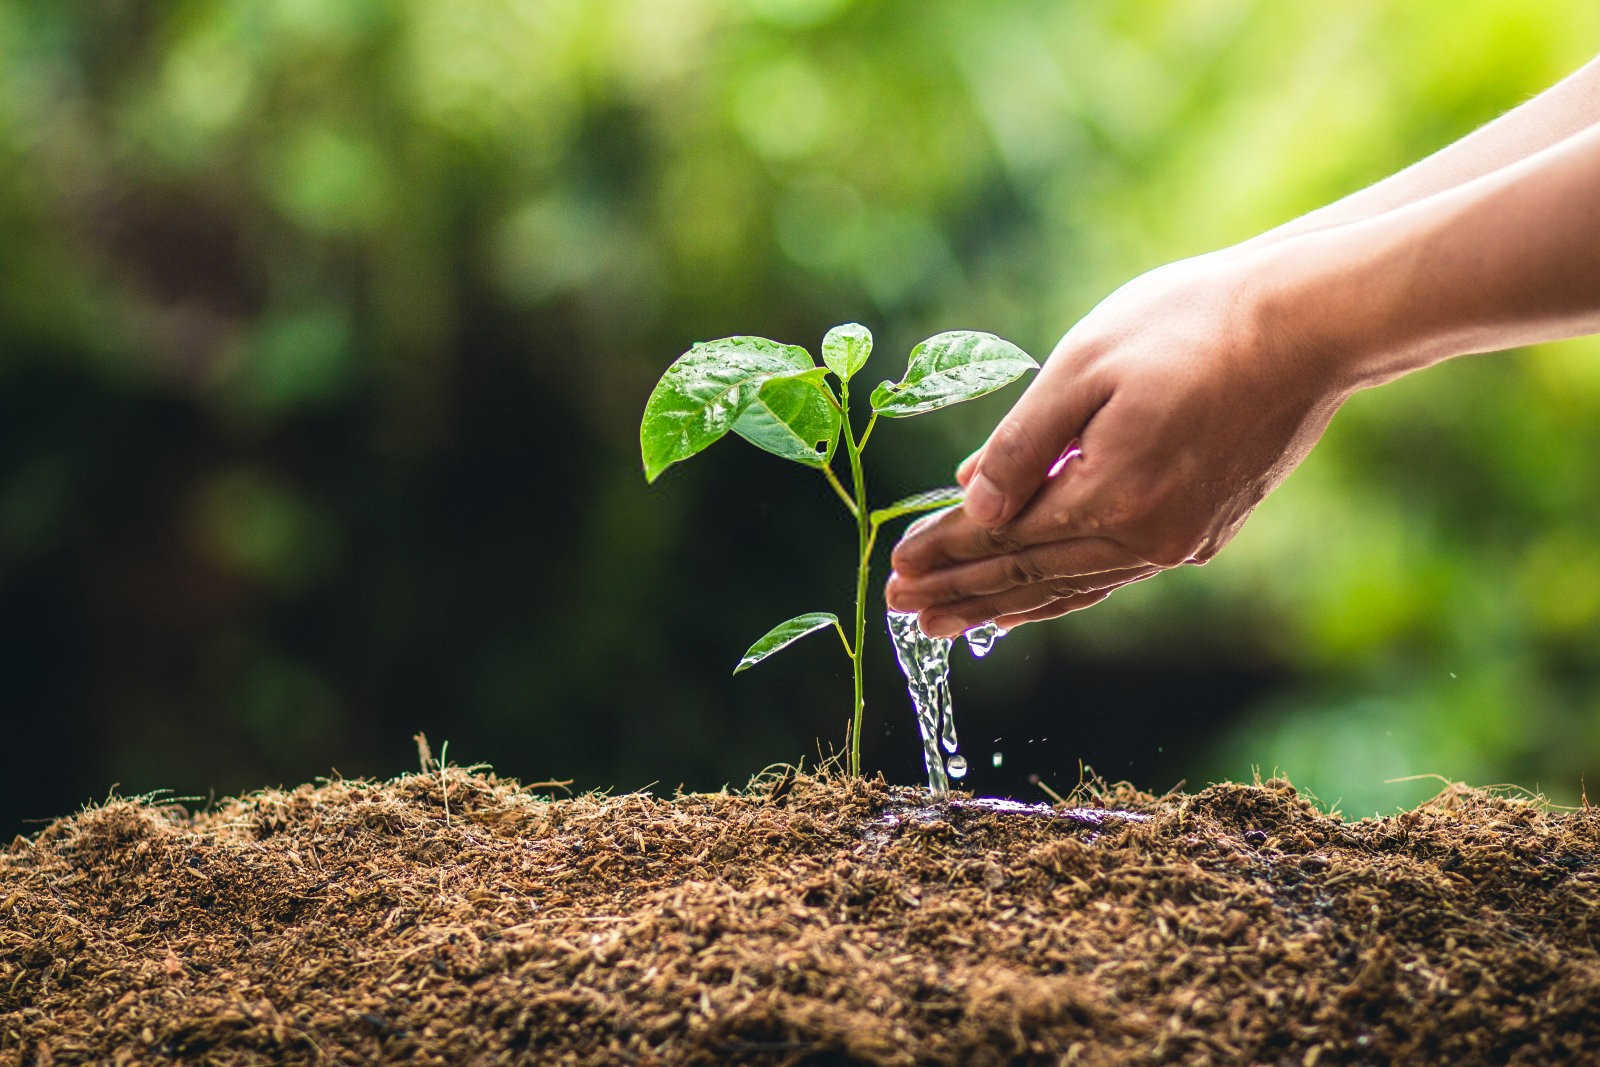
963 358 1108 528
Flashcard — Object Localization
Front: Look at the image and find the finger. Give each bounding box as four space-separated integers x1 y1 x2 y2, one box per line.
991 589 1113 630
894 453 1113 576
886 542 1153 609
962 344 1112 528
890 504 969 574
891 484 1131 574
955 446 982 487
963 438 1079 490
902 504 958 544
916 571 1139 637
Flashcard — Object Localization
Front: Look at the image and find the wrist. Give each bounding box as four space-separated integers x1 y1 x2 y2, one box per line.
1243 218 1438 399
1219 237 1364 412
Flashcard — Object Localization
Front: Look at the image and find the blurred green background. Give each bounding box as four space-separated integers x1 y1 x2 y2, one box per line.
3 0 1598 833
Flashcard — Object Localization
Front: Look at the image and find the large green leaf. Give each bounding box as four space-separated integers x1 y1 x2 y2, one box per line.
869 331 1037 418
640 337 814 482
732 368 840 468
869 485 965 527
821 322 872 382
734 612 841 674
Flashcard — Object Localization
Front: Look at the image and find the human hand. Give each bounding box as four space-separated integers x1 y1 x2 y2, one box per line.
886 246 1348 637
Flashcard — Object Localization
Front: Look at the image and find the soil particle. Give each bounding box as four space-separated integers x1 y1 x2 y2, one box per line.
3 770 1599 1065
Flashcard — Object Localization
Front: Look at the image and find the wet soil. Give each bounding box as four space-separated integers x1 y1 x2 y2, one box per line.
3 768 1599 1065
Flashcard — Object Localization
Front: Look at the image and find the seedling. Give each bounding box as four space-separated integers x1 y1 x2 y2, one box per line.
640 324 1037 776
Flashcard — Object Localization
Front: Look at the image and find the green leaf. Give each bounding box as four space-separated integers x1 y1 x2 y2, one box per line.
869 485 965 527
821 322 872 382
869 331 1037 418
734 612 841 674
732 368 841 467
640 337 814 482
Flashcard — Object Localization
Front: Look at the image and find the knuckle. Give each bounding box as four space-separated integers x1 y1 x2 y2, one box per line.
999 554 1042 588
977 525 1021 555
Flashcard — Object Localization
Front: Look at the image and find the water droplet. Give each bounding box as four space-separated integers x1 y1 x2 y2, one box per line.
964 621 1006 658
992 752 1003 768
947 754 968 779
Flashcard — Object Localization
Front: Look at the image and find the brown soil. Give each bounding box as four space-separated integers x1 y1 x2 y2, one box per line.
3 766 1598 1066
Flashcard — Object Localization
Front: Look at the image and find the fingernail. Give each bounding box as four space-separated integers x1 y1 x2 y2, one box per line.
964 472 1004 525
920 613 960 638
884 573 904 609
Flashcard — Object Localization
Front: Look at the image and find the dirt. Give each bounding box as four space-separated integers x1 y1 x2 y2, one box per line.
3 764 1599 1066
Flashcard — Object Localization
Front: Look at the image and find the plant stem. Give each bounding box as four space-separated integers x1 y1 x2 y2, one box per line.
821 465 858 517
857 412 879 453
838 381 872 777
831 618 853 657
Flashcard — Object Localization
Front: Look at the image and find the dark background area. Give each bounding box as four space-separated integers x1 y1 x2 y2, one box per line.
4 1 1599 837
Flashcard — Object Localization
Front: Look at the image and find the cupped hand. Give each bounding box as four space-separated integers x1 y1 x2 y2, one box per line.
886 246 1348 637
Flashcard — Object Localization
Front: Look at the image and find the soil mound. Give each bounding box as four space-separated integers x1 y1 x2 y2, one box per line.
3 769 1599 1065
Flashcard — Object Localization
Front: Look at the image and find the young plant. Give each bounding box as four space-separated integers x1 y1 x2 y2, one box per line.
639 324 1037 777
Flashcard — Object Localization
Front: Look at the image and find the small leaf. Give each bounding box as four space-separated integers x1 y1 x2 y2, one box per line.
734 612 840 674
869 331 1037 418
733 368 841 467
869 486 965 527
641 337 814 482
821 323 872 382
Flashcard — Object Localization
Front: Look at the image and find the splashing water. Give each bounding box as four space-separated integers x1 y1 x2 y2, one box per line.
886 610 1006 796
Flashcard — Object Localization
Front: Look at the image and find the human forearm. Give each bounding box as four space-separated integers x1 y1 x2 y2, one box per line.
891 119 1600 634
1245 54 1600 247
888 57 1600 635
1271 120 1600 393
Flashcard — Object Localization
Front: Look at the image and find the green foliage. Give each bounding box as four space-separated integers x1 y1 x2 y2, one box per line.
734 612 842 674
869 332 1039 418
639 338 815 483
641 323 1035 774
732 369 840 468
869 487 965 527
3 0 1599 816
821 323 872 382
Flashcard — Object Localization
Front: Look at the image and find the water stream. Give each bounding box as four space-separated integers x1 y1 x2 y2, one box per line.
886 610 1005 796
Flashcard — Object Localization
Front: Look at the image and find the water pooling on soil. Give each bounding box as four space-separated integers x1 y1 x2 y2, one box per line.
886 610 1004 795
